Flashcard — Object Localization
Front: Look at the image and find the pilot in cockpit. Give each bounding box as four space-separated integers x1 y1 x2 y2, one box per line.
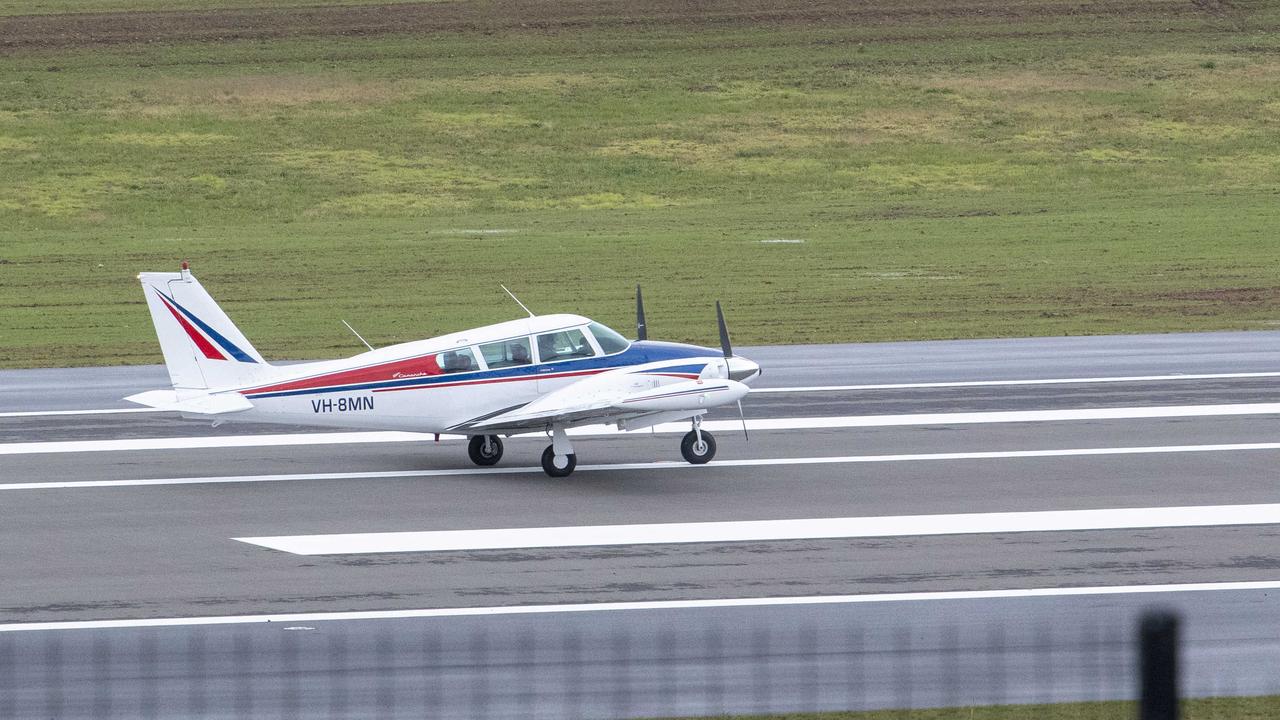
511 343 530 365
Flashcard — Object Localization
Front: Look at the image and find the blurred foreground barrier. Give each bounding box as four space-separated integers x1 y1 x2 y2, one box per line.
1140 610 1180 720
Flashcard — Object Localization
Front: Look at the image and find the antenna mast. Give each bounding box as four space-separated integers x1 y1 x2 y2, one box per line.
341 319 375 352
501 284 535 318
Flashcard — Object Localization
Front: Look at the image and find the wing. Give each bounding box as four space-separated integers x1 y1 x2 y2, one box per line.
448 365 748 434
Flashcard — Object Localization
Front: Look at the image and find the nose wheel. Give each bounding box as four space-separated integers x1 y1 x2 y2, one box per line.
467 435 503 466
681 428 717 464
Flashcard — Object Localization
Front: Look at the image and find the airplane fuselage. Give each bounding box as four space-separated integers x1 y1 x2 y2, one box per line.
206 320 752 434
131 268 760 475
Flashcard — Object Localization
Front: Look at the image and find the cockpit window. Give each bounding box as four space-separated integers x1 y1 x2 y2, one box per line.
536 328 596 362
480 337 532 369
588 322 630 355
435 347 479 374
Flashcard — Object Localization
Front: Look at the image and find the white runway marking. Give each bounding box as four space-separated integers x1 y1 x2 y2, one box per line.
0 407 164 418
8 370 1279 417
2 580 1278 633
3 402 1279 455
753 371 1280 393
238 502 1280 555
3 441 1278 491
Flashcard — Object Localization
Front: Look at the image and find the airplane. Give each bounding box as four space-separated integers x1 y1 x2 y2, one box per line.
126 263 761 477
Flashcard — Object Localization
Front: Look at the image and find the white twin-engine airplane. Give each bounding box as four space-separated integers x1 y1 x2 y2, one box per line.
127 264 761 477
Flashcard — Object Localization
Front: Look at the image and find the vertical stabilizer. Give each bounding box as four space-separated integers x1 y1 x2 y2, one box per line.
138 266 275 392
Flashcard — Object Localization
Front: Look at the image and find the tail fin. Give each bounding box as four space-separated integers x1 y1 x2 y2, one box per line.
138 266 275 392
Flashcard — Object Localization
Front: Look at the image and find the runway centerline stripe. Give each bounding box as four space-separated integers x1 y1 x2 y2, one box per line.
752 371 1280 393
3 402 1280 455
3 580 1280 633
4 441 1280 491
237 502 1280 555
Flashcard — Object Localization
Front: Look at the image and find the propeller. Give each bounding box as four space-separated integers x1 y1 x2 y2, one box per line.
636 285 647 341
715 300 731 359
716 300 749 442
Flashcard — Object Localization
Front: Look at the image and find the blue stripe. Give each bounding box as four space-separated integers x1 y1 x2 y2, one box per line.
159 290 257 363
636 363 707 376
245 341 720 399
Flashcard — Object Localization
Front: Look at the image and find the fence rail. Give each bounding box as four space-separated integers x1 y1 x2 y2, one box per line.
0 607 1249 720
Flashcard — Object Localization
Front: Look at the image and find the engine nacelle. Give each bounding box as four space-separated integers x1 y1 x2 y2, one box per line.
613 378 748 412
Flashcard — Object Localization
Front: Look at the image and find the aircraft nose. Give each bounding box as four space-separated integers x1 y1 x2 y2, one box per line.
727 355 761 384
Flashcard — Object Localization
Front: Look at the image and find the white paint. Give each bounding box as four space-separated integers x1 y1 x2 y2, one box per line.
752 371 1280 393
0 430 430 456
4 441 1278 492
4 402 1280 456
237 502 1280 555
3 580 1279 633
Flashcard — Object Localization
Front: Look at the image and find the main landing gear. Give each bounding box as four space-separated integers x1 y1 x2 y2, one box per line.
471 417 718 478
541 426 577 477
467 435 503 466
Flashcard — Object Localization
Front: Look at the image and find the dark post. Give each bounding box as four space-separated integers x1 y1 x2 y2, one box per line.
1139 610 1180 720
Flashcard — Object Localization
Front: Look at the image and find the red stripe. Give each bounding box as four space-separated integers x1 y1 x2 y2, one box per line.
246 354 444 394
159 295 224 361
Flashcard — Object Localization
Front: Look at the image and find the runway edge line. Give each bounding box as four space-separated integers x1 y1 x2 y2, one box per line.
3 580 1280 633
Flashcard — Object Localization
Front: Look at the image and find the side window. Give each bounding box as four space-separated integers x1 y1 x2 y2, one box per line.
536 328 597 362
479 337 532 369
435 347 479 374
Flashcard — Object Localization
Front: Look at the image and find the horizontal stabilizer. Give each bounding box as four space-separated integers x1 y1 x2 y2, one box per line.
125 390 254 415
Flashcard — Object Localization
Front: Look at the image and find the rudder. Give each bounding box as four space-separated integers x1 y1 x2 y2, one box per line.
138 266 274 392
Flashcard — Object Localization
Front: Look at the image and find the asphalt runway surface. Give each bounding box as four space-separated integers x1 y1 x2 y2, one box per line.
2 331 1279 717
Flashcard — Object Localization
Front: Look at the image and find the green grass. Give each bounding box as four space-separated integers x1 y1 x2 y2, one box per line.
2 1 1279 367
0 0 439 15
659 695 1280 720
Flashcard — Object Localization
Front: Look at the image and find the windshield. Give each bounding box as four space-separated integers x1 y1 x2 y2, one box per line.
587 322 630 354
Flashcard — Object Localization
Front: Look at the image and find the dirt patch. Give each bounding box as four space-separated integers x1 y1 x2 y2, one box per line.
0 0 1217 52
1160 287 1280 304
857 204 1008 220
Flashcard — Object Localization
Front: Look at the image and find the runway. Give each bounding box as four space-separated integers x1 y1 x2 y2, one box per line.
2 331 1279 717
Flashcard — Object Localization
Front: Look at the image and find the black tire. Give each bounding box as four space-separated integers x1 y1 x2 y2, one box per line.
541 444 577 477
467 435 503 466
681 429 717 464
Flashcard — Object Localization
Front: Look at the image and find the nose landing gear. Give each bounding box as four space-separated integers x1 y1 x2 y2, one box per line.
680 416 716 464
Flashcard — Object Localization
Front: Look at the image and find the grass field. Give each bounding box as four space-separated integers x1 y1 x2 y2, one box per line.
661 694 1280 720
1 0 1278 367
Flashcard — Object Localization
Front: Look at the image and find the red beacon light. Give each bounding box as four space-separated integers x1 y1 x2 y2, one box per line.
180 260 189 271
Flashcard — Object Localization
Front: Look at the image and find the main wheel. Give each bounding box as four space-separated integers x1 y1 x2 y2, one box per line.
467 435 503 466
680 429 717 464
541 445 577 477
